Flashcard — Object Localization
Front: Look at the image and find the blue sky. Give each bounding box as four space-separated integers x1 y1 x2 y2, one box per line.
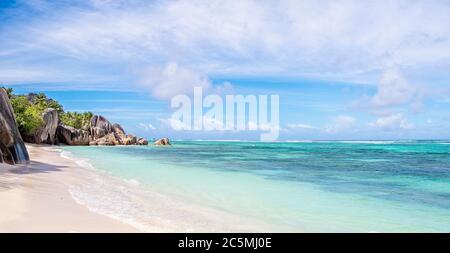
1 0 450 140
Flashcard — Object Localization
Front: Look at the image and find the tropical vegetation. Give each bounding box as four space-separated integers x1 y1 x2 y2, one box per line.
2 87 93 134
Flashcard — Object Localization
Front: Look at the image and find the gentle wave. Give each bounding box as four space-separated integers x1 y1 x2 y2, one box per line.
58 149 154 231
57 147 255 232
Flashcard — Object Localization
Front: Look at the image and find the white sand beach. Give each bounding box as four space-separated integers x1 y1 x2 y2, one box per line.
0 144 139 232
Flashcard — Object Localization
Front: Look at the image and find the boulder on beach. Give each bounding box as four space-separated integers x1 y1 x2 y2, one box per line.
154 138 170 146
0 88 30 164
56 124 90 145
33 108 59 144
90 115 113 139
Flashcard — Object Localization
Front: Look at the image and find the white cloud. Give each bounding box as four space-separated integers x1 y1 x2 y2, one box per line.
324 115 356 133
158 117 190 131
246 121 283 132
369 113 413 131
158 116 225 131
287 123 316 129
248 121 258 131
371 69 418 107
1 0 450 86
201 116 224 131
138 123 156 131
136 62 236 100
137 62 211 100
259 123 282 132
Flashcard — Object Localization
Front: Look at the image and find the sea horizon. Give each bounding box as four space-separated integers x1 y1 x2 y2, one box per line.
169 139 450 143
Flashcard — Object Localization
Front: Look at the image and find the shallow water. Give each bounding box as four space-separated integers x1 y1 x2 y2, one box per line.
62 140 450 232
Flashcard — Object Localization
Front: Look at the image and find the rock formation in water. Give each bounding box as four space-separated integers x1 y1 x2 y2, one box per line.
0 88 30 164
56 124 90 145
154 138 171 146
137 137 148 145
112 123 136 145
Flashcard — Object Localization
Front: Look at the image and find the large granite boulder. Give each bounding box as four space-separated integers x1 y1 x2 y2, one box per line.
91 133 118 146
112 123 138 145
90 115 113 139
56 124 90 145
112 123 125 135
90 127 107 139
154 138 171 146
119 134 137 145
57 114 149 146
0 88 30 164
33 108 59 144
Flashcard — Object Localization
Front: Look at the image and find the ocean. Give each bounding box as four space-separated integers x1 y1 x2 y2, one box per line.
61 140 450 232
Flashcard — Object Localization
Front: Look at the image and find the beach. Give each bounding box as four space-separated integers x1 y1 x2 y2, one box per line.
0 144 272 233
0 144 138 232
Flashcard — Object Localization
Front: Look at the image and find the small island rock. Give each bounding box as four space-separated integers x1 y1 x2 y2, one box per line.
154 138 170 146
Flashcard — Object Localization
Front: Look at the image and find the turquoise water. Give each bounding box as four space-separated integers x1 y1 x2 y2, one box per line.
62 140 450 232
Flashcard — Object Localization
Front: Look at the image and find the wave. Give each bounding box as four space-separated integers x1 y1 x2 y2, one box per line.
57 148 154 231
56 147 248 232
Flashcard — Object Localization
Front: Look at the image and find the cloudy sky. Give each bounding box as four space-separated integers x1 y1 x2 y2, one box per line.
1 0 450 140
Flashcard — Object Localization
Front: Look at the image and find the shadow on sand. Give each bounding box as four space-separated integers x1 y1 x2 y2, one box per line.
7 161 66 174
0 161 68 190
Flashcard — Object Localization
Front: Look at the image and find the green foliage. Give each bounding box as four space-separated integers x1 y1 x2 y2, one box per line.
7 88 93 135
10 96 44 134
9 91 64 135
30 92 64 113
60 111 93 129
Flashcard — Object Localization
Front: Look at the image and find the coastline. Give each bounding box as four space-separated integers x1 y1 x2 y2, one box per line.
0 144 139 232
1 144 274 233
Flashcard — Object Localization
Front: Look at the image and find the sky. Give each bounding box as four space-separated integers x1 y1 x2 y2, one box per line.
1 0 450 140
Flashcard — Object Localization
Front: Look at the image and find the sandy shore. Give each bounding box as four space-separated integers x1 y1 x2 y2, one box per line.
0 144 139 232
1 144 274 233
